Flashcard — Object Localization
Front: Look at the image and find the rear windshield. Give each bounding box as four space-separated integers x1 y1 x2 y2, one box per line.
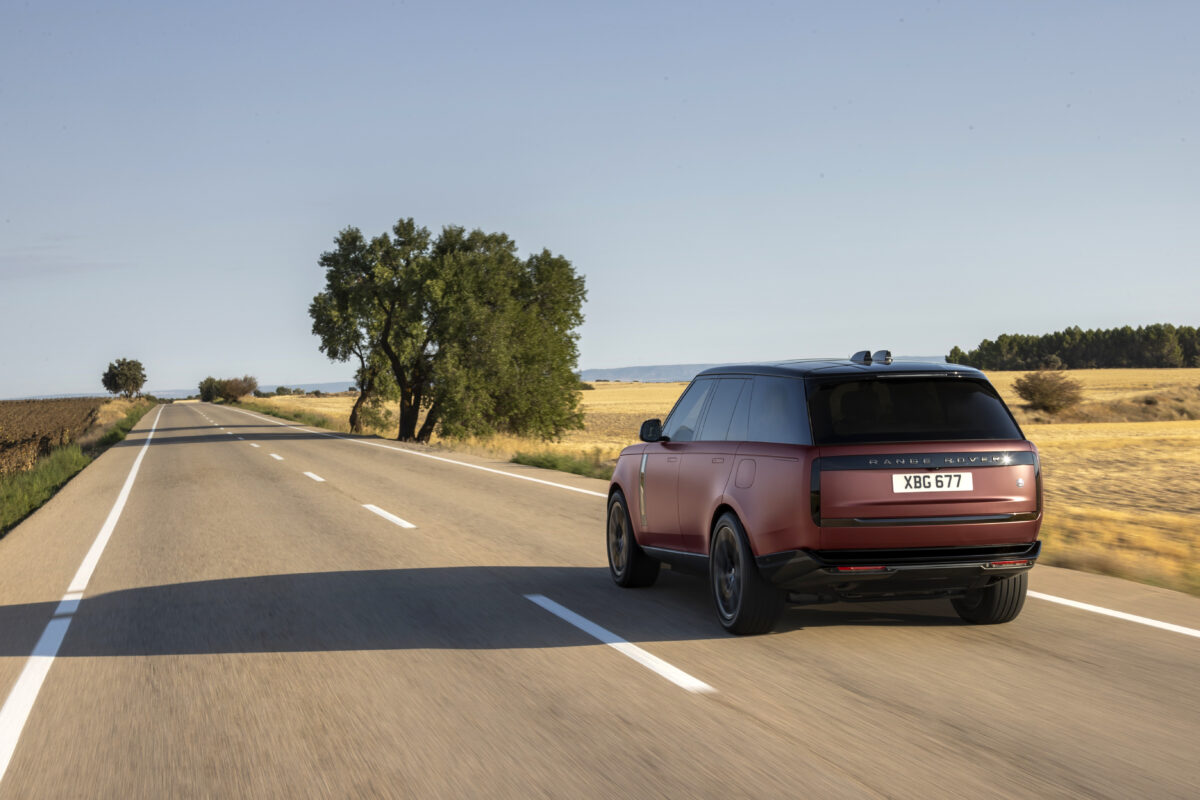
806 376 1023 445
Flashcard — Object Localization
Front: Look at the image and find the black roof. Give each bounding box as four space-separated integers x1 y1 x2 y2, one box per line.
694 358 985 379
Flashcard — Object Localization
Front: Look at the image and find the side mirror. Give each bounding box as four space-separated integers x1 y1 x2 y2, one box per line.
639 418 664 443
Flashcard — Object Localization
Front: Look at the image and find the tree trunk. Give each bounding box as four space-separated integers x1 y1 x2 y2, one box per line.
415 399 440 443
348 383 364 434
397 389 420 441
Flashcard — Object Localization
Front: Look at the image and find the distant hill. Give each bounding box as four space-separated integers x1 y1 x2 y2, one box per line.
580 356 947 384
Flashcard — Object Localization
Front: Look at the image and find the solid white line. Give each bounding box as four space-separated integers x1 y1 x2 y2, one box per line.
524 594 715 694
363 504 416 529
221 406 607 498
1029 591 1200 639
303 472 325 482
270 454 283 461
0 405 163 785
68 406 163 593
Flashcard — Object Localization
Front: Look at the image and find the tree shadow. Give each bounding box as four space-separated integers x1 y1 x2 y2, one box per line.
0 567 965 658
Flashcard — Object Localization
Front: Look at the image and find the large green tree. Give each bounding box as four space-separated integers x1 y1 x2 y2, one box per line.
101 358 146 398
310 218 586 442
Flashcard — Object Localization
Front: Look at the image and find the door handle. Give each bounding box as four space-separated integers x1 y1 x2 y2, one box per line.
667 456 678 462
712 457 724 464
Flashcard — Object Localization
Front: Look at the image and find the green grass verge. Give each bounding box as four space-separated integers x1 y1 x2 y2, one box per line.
511 449 614 481
235 401 337 430
0 401 157 537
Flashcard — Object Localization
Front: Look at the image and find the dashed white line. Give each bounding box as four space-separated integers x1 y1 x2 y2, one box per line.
1029 591 1200 639
270 454 283 461
249 443 260 448
236 436 244 440
0 406 164 785
524 594 715 694
303 472 325 482
363 504 416 529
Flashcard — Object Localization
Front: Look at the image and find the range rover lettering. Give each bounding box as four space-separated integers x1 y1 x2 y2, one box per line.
605 350 1042 634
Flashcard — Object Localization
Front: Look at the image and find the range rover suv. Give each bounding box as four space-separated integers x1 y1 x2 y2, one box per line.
606 351 1042 634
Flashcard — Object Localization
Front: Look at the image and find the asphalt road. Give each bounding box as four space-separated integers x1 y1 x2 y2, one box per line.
1 402 1197 798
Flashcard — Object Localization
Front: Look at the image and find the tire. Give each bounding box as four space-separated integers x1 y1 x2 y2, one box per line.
607 490 660 588
952 572 1028 624
709 512 784 635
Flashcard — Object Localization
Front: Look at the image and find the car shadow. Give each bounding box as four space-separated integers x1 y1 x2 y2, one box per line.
0 566 966 658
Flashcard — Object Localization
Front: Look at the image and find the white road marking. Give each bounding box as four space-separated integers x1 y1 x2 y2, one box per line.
236 436 244 440
1029 591 1200 639
363 504 416 529
221 406 607 498
0 405 164 785
249 443 260 448
270 454 283 461
524 594 715 694
303 472 325 482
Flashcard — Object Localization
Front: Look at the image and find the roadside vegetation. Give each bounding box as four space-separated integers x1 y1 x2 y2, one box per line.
1 398 158 536
235 400 340 431
510 449 613 481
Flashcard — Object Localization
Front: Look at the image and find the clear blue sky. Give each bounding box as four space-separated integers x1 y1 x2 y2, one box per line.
3 1 1197 397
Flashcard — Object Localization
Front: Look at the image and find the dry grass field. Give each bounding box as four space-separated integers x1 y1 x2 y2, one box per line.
249 369 1200 594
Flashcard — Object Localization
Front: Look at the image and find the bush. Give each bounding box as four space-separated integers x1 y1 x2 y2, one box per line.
1014 370 1084 413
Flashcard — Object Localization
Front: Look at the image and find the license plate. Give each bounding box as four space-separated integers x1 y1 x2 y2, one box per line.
892 472 973 493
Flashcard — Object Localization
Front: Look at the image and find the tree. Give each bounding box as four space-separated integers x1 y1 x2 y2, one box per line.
198 376 220 402
102 358 146 398
197 375 257 403
217 375 258 403
310 217 587 442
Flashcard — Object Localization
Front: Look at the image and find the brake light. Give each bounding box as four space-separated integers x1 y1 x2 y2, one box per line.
835 565 888 573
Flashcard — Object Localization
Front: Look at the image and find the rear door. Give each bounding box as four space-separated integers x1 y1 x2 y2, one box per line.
677 377 748 552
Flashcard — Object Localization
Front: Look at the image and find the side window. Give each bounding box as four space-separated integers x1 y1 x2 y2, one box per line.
747 377 811 445
697 378 748 441
663 379 715 443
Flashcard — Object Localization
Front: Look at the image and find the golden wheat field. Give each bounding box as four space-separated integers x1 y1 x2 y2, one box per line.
250 369 1200 593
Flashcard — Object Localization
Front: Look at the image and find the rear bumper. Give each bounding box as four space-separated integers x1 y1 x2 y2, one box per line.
756 541 1040 603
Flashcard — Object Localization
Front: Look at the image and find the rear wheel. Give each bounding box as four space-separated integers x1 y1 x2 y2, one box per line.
607 490 659 588
709 512 784 635
952 572 1028 624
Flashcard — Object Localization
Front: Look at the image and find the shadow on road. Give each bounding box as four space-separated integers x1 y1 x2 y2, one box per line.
0 567 962 658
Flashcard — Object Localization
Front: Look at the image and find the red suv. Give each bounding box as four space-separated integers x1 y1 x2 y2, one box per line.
606 351 1041 634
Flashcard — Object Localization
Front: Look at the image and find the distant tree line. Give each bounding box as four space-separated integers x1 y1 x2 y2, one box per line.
198 375 258 403
948 324 1200 370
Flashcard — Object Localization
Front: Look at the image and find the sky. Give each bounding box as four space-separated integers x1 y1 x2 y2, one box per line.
2 1 1198 397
